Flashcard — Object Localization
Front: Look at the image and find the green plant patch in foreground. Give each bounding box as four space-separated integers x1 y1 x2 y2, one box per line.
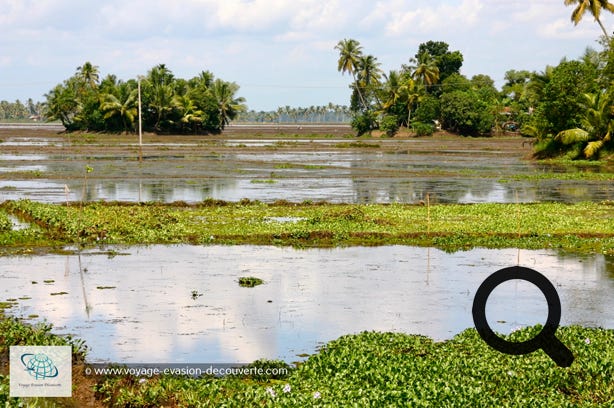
1 200 613 254
93 326 613 407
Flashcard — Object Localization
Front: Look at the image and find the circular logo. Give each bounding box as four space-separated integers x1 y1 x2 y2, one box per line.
21 353 59 379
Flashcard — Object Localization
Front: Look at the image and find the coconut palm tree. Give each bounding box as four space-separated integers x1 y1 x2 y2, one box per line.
554 90 613 158
77 62 100 89
172 94 203 133
335 38 367 110
564 0 614 38
410 52 440 88
357 55 382 88
210 79 246 131
100 90 138 133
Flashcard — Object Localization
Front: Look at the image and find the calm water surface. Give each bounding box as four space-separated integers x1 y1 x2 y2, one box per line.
1 245 612 364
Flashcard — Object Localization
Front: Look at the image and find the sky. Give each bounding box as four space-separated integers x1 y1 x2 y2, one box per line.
1 0 613 111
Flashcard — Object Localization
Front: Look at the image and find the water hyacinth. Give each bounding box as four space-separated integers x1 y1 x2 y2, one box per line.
265 387 276 397
313 391 321 399
283 383 291 393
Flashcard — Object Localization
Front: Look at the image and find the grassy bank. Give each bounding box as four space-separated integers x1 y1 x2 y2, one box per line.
1 200 613 254
0 313 612 407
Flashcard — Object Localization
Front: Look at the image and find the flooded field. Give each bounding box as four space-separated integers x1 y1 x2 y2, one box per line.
1 127 613 368
2 246 613 364
1 127 613 204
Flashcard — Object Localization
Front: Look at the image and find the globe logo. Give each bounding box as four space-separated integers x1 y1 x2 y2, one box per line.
20 353 59 379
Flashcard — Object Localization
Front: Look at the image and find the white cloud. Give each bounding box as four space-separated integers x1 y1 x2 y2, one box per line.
1 0 613 109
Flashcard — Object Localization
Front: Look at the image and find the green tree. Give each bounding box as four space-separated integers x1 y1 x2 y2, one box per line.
564 0 614 38
44 81 80 129
335 38 367 111
553 91 613 158
100 87 138 133
76 62 100 90
412 41 463 83
210 79 246 131
409 52 440 87
529 60 599 136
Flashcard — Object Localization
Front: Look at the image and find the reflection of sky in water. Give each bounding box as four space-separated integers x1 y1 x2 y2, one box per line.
1 147 613 203
2 246 612 364
1 177 612 204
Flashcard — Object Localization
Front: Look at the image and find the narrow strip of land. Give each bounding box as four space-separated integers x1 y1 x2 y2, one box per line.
1 200 612 254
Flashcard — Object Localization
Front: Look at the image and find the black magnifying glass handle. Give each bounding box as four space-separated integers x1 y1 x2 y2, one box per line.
541 336 574 368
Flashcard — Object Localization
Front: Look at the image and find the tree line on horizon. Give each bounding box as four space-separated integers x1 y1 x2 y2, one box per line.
0 99 44 121
236 104 352 124
44 63 247 134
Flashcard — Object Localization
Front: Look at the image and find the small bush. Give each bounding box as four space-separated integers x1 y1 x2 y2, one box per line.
351 112 376 136
412 121 435 137
379 115 399 137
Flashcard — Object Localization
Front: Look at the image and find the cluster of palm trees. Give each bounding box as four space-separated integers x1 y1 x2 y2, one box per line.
335 38 453 134
236 104 352 123
45 63 246 134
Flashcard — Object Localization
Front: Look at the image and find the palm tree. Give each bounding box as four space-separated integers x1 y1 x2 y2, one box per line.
357 55 382 88
401 78 423 126
564 0 614 38
410 52 440 88
381 70 403 111
210 79 246 131
555 90 613 158
77 62 100 89
100 90 138 133
44 83 79 128
172 94 203 133
335 38 367 110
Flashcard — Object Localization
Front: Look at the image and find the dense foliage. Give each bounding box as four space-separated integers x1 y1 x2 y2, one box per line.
2 319 611 407
335 36 614 155
335 9 614 161
44 63 246 134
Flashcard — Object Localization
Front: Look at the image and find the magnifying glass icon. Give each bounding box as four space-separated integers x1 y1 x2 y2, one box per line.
472 266 574 367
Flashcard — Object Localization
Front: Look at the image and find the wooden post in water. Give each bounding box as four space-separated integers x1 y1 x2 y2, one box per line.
426 193 430 236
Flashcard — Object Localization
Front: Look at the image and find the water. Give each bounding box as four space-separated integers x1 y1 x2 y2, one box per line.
2 245 612 364
2 133 613 203
0 151 612 203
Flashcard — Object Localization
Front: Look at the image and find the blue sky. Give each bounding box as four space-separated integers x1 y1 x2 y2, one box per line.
0 0 612 111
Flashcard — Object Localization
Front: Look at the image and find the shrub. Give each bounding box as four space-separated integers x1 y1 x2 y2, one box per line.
412 121 435 136
350 112 376 136
379 115 400 137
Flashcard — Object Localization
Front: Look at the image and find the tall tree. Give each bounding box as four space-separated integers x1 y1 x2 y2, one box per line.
76 62 100 89
564 0 614 38
413 41 463 83
335 38 367 110
210 79 246 131
356 54 382 92
410 52 440 87
100 90 138 133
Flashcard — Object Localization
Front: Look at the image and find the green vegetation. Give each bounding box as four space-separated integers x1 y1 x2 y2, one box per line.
2 315 609 407
1 200 612 254
45 62 246 134
94 326 613 407
238 276 264 287
334 5 614 160
0 315 87 407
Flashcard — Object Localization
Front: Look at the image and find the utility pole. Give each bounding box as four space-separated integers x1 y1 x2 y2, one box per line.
138 76 143 162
